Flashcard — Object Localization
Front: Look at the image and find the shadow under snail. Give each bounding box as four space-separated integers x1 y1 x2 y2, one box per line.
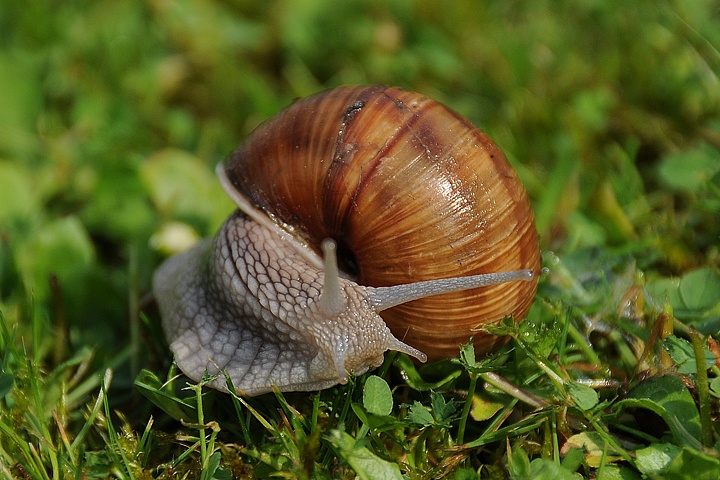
153 85 541 396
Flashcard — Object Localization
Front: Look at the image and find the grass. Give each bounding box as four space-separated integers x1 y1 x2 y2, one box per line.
1 0 720 478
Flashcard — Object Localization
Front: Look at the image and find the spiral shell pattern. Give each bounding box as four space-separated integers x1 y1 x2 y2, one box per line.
222 85 540 360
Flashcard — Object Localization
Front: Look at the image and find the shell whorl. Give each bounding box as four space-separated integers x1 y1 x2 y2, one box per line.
221 85 540 360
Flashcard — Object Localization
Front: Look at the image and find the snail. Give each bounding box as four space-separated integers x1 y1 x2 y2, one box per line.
153 85 540 396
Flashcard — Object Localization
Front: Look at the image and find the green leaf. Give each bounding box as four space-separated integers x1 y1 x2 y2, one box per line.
648 268 720 321
647 278 683 309
469 393 505 421
508 447 581 479
567 382 599 411
0 371 14 398
362 375 393 416
594 465 641 480
657 145 720 193
16 216 95 304
526 459 582 480
454 467 480 480
507 446 531 478
458 340 477 368
204 451 232 480
430 391 458 426
517 315 563 358
404 392 458 428
327 430 403 480
204 451 221 478
561 432 625 467
710 377 720 398
559 447 585 473
663 336 716 374
635 443 720 480
678 268 720 313
212 468 232 480
407 401 435 426
635 443 680 476
455 339 496 375
613 375 702 447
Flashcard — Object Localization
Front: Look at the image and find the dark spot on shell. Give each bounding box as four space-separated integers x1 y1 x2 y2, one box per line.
344 100 366 119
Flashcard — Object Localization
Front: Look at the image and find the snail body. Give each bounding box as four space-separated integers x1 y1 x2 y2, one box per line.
153 85 540 395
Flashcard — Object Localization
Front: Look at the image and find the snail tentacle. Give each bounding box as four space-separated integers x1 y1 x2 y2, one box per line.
318 239 345 316
369 269 535 311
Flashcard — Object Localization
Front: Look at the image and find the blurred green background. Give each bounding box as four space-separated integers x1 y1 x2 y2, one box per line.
1 0 719 382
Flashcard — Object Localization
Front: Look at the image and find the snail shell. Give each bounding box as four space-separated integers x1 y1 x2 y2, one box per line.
222 85 540 358
153 85 540 395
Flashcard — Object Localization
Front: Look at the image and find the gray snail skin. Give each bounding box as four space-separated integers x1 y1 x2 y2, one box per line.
153 85 540 396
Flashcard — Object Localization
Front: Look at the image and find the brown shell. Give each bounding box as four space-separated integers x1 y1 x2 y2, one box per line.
222 85 540 360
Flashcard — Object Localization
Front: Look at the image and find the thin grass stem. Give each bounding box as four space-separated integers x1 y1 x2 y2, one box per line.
690 328 713 447
456 373 477 444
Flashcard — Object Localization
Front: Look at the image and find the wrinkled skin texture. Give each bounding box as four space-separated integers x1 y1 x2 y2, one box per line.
153 212 410 395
